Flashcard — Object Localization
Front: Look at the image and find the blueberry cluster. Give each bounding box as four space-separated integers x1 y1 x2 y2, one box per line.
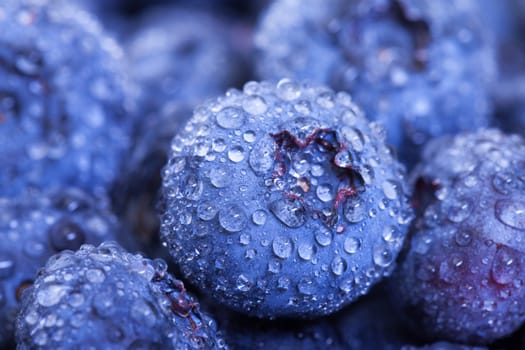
3 0 525 348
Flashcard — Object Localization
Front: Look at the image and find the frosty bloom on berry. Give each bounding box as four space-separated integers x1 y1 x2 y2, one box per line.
160 80 413 318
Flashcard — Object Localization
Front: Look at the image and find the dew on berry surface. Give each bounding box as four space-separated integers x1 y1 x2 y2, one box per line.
495 199 525 230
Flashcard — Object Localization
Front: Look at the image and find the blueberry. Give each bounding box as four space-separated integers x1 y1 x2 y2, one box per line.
16 242 227 349
160 79 413 318
255 0 496 165
126 5 246 110
0 0 135 196
392 129 525 344
0 188 121 347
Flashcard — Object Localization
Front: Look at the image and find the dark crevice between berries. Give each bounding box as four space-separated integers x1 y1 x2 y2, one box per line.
270 128 365 228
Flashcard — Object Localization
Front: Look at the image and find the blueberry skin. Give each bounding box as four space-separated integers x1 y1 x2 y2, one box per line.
392 129 525 344
255 0 495 165
0 0 134 196
160 79 413 318
0 188 120 347
16 242 227 350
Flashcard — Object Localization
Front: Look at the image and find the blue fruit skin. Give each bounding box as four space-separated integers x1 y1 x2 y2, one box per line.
160 80 413 318
0 0 134 197
256 0 496 166
15 242 227 349
392 129 525 345
0 188 120 347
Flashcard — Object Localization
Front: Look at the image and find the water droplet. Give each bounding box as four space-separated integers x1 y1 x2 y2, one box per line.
268 259 282 273
219 205 247 233
373 244 394 267
491 246 520 285
212 138 227 152
249 137 275 174
276 79 301 100
314 228 333 247
49 220 86 252
298 278 316 295
297 242 316 261
416 261 436 281
495 199 525 230
316 184 334 202
37 284 70 307
209 167 230 188
243 130 257 143
278 276 290 290
236 274 252 292
439 254 466 284
239 233 251 245
331 256 347 276
492 172 524 195
444 197 473 223
343 237 361 254
343 196 366 223
269 198 306 228
272 236 294 259
216 107 245 129
242 95 267 115
382 180 399 200
455 230 473 247
228 146 245 163
197 201 218 221
86 268 105 283
252 210 267 226
182 174 203 200
0 252 15 279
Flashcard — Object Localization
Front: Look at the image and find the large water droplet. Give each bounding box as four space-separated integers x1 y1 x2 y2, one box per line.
297 242 316 261
243 95 268 115
219 205 247 233
491 246 520 285
269 198 306 228
382 180 400 200
343 237 361 254
236 274 252 292
249 137 275 174
86 268 105 283
331 256 347 276
373 244 394 267
454 230 473 247
343 196 366 223
197 201 218 221
252 210 267 226
276 79 301 100
314 228 333 247
444 197 473 223
37 284 70 307
495 199 525 230
272 236 294 259
209 167 230 188
216 107 245 129
316 184 334 202
228 146 245 162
